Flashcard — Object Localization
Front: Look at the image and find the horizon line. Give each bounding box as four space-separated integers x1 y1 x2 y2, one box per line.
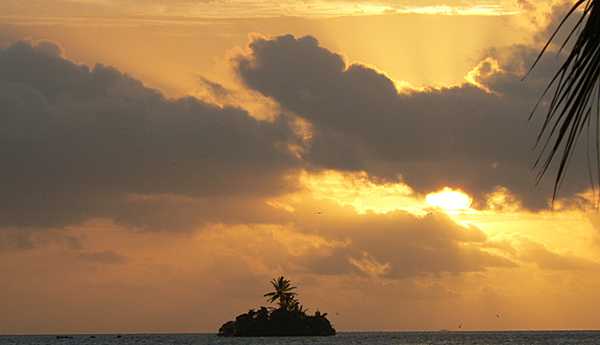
4 329 600 336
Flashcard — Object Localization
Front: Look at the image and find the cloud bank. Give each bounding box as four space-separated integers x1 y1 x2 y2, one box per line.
235 34 589 209
0 41 299 228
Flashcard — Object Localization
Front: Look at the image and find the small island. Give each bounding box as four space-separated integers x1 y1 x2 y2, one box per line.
218 276 336 337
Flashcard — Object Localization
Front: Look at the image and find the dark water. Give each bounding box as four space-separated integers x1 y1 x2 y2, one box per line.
2 332 600 345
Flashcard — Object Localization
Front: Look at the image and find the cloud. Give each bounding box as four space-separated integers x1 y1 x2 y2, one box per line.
149 195 517 280
0 227 83 252
519 241 600 271
517 0 535 12
197 77 230 100
0 230 36 251
0 40 300 229
0 0 522 19
112 194 295 231
78 250 128 265
234 34 589 209
210 194 517 279
294 207 515 278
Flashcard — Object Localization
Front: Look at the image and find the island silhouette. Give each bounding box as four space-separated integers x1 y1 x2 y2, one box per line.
218 276 336 337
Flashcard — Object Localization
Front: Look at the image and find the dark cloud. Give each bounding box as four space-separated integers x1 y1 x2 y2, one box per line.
0 228 83 252
0 41 300 228
197 77 230 100
235 34 589 209
112 194 294 231
533 1 579 47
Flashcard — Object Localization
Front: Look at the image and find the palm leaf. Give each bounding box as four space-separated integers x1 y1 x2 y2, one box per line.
264 276 298 308
528 0 600 200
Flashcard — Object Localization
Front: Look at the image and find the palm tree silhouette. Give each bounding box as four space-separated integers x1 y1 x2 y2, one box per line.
289 299 309 313
530 0 600 199
263 276 298 310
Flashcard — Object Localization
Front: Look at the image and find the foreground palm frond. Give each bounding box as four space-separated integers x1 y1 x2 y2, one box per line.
529 0 600 200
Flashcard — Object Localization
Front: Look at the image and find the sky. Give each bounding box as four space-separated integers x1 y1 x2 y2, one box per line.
3 0 600 334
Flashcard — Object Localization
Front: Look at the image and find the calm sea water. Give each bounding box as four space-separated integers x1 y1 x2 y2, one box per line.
1 332 600 345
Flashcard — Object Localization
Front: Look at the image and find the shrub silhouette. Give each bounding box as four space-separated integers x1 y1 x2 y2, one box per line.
218 277 336 337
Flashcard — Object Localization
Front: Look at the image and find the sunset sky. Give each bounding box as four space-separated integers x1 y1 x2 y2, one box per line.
3 0 600 334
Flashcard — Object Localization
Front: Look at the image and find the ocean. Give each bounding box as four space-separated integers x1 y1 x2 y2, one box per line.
1 332 600 345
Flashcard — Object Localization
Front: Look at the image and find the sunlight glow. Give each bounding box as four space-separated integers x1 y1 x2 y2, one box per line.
85 1 522 18
465 57 502 93
426 188 473 213
300 170 426 216
396 5 519 16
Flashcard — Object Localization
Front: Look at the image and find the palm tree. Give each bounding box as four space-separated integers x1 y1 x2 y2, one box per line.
288 299 309 314
529 0 600 199
263 276 298 309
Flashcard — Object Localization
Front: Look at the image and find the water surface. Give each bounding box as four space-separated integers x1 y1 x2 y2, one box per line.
2 332 600 345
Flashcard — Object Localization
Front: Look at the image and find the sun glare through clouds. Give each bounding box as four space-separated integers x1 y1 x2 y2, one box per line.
426 187 473 213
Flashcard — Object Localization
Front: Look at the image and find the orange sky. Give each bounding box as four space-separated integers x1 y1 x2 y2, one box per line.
2 0 600 334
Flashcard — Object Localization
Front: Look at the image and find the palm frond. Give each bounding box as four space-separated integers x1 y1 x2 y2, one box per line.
264 276 299 308
529 0 600 200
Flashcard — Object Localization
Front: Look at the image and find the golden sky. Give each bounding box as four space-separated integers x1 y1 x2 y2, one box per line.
2 0 600 334
0 0 528 17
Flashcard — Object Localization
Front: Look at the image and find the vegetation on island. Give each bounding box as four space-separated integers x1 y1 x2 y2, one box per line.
218 276 336 337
